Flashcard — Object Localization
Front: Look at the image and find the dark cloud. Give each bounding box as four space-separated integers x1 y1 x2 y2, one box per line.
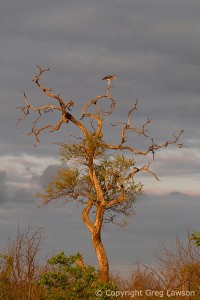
170 191 189 197
10 188 35 204
38 164 60 187
0 169 35 205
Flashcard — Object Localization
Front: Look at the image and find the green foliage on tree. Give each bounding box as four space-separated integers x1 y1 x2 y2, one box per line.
39 251 117 300
39 142 143 226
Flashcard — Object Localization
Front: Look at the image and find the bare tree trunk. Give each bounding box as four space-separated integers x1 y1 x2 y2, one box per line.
92 229 109 282
82 203 109 282
92 205 109 282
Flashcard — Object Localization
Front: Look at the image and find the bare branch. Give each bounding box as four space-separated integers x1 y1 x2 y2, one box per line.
33 66 71 108
105 129 184 156
17 67 93 144
138 162 160 181
105 99 185 156
80 81 116 135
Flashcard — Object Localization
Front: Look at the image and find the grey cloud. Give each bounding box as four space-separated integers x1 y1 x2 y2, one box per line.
1 0 200 159
152 149 200 177
0 170 35 205
38 164 60 187
10 188 35 204
170 191 189 197
0 171 9 204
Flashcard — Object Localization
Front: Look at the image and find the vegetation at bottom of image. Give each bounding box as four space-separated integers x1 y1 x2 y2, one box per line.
0 226 199 300
39 251 117 300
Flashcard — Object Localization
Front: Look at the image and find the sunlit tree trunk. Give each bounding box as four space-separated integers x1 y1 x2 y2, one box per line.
92 229 109 282
92 205 109 281
82 203 109 281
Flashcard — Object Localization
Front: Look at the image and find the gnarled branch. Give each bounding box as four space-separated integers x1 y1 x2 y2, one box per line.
17 66 91 144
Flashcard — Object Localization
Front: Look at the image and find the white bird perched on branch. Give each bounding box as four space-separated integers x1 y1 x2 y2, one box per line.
102 74 116 85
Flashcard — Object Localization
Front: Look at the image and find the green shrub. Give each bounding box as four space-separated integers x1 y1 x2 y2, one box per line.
39 251 117 299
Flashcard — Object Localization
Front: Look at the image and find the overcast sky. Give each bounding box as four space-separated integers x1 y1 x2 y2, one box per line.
0 0 200 274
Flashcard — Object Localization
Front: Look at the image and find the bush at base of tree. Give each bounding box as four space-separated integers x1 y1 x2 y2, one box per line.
39 251 117 300
191 231 200 247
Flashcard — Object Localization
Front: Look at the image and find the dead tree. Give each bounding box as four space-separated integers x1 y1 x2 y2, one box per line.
17 66 184 282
